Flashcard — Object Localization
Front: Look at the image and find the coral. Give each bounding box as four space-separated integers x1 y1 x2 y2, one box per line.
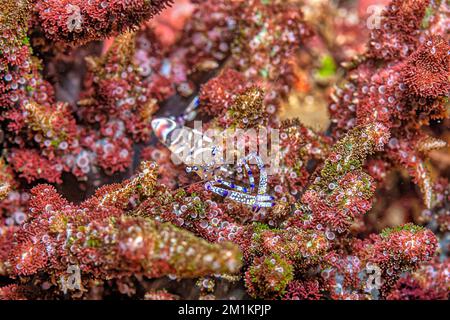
3 162 241 298
78 32 159 174
354 224 438 295
367 0 432 60
0 284 29 300
296 123 389 233
0 0 448 301
386 259 449 300
402 36 450 98
245 254 294 299
34 0 173 44
328 0 449 210
226 86 267 129
0 0 81 183
144 289 180 300
198 69 248 118
283 280 323 300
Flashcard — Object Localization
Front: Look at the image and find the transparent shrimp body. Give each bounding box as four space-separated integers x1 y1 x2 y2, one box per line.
152 117 274 208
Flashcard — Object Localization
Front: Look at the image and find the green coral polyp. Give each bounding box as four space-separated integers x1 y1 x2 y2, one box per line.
381 223 425 238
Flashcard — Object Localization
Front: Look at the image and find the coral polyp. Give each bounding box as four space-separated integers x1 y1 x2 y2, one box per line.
0 0 448 300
